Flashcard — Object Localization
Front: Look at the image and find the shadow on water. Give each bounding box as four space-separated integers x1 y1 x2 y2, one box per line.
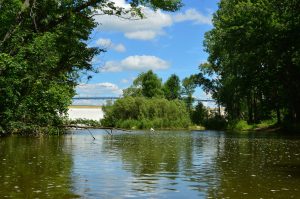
204 130 300 199
274 163 300 178
0 136 78 198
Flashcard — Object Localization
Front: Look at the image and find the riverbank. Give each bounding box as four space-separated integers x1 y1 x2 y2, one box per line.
227 119 300 134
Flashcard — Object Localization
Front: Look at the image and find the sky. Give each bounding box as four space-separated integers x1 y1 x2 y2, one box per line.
74 0 219 105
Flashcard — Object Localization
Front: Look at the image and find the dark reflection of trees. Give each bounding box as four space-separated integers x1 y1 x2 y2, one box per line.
102 132 194 179
101 131 225 197
207 135 300 199
0 136 77 198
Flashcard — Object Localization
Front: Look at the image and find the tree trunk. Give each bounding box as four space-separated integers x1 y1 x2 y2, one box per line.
253 95 258 123
247 93 253 124
276 105 281 124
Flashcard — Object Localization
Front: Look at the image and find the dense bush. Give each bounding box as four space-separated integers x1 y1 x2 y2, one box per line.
101 97 191 129
191 102 208 125
204 115 227 130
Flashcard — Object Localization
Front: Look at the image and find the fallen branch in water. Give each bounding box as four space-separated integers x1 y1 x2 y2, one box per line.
62 125 132 140
62 125 131 132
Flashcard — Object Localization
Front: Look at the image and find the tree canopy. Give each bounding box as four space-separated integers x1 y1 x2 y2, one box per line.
123 70 164 98
0 0 183 135
191 0 300 126
163 74 181 100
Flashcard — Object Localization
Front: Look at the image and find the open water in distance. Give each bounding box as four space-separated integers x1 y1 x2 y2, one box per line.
0 130 300 198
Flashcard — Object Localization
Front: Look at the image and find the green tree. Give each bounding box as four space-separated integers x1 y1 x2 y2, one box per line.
191 102 208 125
140 70 164 98
182 77 196 112
0 0 183 135
124 70 164 98
196 0 300 126
163 74 181 100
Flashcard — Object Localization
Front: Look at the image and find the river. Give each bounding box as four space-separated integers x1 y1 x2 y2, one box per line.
0 130 299 198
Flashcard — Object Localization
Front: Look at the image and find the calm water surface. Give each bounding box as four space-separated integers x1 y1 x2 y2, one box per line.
0 130 300 198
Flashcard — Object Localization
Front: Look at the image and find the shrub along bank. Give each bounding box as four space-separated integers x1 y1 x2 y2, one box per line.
101 97 191 130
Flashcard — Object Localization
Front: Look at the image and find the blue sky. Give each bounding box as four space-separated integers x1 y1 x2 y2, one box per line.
75 0 219 105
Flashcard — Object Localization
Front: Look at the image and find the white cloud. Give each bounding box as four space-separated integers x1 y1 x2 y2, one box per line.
94 1 212 40
114 44 126 52
100 55 170 72
95 7 172 40
96 38 126 52
173 9 212 25
76 82 123 97
125 31 158 40
96 38 112 47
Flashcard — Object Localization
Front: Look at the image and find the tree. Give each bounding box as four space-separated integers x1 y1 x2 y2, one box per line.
182 77 196 112
140 70 164 98
124 70 164 98
163 74 181 100
191 102 208 125
198 0 300 125
0 0 183 135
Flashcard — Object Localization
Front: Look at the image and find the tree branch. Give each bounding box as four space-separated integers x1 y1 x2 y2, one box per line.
30 0 38 32
0 0 30 49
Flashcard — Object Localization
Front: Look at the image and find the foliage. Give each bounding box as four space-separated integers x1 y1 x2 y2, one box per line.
124 70 164 98
101 97 191 129
190 0 300 128
191 102 208 125
0 0 182 135
181 76 196 112
230 120 253 131
163 74 181 100
204 115 227 131
228 119 277 131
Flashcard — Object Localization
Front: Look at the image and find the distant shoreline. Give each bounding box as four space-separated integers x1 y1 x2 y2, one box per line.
68 106 104 121
69 105 102 109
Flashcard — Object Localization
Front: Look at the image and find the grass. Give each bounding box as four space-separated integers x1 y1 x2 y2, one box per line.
230 119 277 131
188 125 206 131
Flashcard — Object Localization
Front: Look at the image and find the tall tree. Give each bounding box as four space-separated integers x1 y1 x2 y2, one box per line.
197 0 300 125
137 70 164 98
191 102 208 125
0 0 183 134
182 77 196 113
163 74 181 100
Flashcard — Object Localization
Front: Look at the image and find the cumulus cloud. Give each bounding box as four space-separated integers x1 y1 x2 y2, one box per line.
96 38 126 52
125 31 158 40
76 82 123 97
100 55 170 72
114 44 126 52
173 9 212 25
95 7 172 40
94 1 212 40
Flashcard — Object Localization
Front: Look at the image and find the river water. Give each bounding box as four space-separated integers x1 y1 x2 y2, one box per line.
0 130 300 198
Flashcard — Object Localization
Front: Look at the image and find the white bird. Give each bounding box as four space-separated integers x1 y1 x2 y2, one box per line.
150 128 155 132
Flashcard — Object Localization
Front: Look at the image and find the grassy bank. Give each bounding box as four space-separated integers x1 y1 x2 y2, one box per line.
228 119 277 131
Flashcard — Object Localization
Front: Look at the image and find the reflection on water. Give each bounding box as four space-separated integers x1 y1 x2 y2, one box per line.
0 136 76 198
1 130 300 198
